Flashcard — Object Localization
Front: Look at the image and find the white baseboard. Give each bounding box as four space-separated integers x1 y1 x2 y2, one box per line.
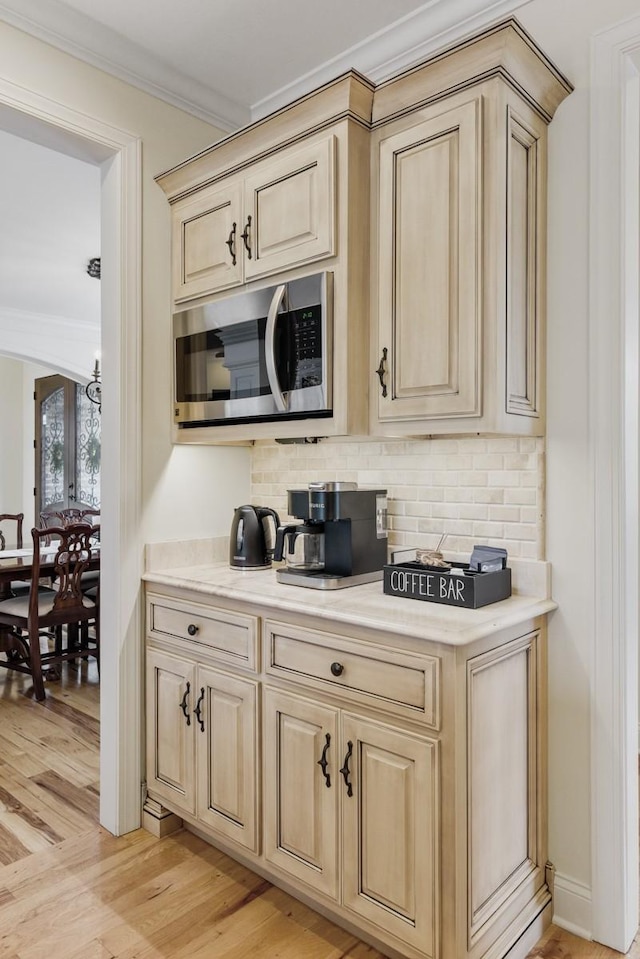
552 873 592 941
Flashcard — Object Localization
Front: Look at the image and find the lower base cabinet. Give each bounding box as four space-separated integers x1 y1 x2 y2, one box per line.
144 586 550 959
263 687 438 957
146 648 259 853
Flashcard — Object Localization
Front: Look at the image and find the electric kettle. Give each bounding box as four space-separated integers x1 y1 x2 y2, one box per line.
229 505 281 569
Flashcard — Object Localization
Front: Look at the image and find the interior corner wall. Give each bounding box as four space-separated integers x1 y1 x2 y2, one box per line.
517 0 640 936
0 355 24 515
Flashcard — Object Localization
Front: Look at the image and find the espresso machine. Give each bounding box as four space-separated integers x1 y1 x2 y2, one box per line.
274 482 388 589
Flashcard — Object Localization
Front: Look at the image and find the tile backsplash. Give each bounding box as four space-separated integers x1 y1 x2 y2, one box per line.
251 436 545 560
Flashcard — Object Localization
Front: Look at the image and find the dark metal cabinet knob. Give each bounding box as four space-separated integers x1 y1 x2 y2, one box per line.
330 662 344 677
187 623 199 636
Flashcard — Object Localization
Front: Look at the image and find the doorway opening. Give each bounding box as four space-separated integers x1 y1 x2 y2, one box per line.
0 85 142 837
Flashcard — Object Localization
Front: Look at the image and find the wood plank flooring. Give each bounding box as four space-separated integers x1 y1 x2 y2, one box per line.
0 663 636 959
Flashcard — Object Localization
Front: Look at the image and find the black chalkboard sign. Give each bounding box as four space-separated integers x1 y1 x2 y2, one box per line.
383 562 511 609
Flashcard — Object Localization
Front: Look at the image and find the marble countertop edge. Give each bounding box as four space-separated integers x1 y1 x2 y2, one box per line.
142 563 557 648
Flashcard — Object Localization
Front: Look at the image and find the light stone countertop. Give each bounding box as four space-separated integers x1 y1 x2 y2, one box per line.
142 561 557 648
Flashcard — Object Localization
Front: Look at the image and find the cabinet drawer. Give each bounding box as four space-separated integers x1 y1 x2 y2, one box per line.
147 593 258 672
265 620 439 728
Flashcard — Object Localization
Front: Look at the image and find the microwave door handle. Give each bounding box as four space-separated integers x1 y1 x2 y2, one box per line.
265 284 289 412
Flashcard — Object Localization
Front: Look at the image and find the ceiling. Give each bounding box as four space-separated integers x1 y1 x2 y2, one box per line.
0 0 530 129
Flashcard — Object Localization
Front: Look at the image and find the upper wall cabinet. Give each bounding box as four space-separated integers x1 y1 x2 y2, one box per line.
172 136 336 303
369 21 572 437
156 20 572 444
156 72 375 444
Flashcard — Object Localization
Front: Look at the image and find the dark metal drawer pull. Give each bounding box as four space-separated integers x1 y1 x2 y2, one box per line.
187 624 199 636
194 687 205 732
340 740 353 797
317 733 331 788
179 682 191 726
330 661 344 677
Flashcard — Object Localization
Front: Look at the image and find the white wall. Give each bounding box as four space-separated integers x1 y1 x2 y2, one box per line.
516 0 640 935
0 355 24 515
0 129 101 380
0 19 251 547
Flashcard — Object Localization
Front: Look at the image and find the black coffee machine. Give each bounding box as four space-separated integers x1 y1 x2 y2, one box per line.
275 482 388 589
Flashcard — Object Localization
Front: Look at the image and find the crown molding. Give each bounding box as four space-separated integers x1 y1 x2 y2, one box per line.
251 0 532 120
0 0 531 133
0 0 249 132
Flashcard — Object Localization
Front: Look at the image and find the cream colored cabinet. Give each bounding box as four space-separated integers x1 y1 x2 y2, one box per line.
146 650 259 852
144 578 551 959
263 689 438 957
157 72 373 443
146 647 196 815
172 181 243 301
370 24 572 437
145 593 260 853
263 687 339 899
341 713 438 957
262 620 439 957
374 96 482 425
171 136 336 304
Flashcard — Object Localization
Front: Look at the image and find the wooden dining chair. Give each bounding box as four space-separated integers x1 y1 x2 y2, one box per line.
0 524 100 701
40 509 100 590
0 513 24 550
40 507 100 551
0 513 33 597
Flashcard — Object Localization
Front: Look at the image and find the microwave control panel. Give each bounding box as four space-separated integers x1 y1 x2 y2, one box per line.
290 305 323 389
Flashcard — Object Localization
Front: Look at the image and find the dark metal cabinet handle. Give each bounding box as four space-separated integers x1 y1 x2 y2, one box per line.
340 740 354 797
317 733 331 788
240 215 252 259
187 624 199 636
225 222 237 265
376 347 388 398
179 682 191 726
330 662 344 677
194 687 205 732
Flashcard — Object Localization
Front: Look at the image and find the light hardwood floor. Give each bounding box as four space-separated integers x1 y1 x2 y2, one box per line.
0 663 636 959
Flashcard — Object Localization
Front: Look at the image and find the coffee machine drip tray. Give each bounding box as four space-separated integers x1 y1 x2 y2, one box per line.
276 568 383 590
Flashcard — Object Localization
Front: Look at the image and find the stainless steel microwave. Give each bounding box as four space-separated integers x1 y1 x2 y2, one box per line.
173 272 333 428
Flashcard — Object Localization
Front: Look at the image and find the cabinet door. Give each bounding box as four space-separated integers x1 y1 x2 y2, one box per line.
341 714 439 958
375 97 481 423
195 666 259 852
263 688 339 899
146 649 196 815
243 136 336 281
172 180 243 302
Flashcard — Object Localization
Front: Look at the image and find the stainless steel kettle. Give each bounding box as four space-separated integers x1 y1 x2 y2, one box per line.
229 505 281 569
